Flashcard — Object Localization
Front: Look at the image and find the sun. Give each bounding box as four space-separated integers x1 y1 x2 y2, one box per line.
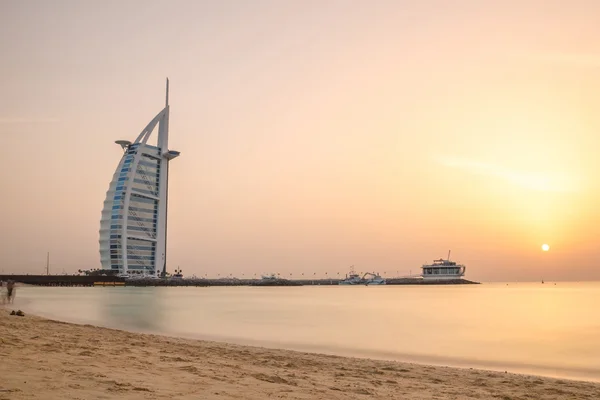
541 244 550 252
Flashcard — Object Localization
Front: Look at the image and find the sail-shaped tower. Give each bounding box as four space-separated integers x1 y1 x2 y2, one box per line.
99 79 180 277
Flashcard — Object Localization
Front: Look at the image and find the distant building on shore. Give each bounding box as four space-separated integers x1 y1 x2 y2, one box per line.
99 79 180 278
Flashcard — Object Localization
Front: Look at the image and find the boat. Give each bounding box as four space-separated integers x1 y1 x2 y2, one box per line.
364 272 386 285
421 250 466 280
339 269 386 285
171 267 183 279
339 272 363 285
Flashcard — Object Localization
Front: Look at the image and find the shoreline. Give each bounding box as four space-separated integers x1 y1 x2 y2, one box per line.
14 304 600 385
1 309 599 399
8 285 600 385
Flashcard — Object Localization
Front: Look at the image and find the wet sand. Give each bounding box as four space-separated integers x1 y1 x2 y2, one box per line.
1 309 599 399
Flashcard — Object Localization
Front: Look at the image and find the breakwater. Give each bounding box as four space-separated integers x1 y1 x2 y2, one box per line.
1 274 479 287
125 278 479 286
0 274 124 287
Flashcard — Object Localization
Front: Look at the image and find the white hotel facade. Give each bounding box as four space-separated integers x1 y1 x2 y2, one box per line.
99 80 179 277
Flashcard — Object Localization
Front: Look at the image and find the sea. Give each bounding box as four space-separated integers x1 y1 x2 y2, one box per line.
13 282 600 383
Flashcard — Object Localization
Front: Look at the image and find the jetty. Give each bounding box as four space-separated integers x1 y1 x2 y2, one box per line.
0 274 479 287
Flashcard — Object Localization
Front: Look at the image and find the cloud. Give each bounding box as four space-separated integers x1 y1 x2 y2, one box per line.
438 157 579 192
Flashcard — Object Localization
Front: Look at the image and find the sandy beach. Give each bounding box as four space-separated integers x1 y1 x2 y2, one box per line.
1 309 598 400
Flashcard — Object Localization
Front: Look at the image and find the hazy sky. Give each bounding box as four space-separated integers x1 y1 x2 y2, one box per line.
2 0 600 282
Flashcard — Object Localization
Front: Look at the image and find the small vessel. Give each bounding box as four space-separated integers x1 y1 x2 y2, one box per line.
339 271 363 285
171 267 183 279
421 251 466 280
364 272 386 285
339 269 386 285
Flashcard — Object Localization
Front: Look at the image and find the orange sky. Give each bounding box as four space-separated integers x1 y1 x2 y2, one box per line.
1 0 600 281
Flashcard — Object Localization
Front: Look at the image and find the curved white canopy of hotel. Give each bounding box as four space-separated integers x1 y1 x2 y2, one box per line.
99 79 179 277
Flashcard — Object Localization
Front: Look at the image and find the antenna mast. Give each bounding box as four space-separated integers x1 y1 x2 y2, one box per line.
165 77 169 107
46 252 50 275
447 250 451 260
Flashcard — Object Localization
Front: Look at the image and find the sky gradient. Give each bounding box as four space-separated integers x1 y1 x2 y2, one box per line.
1 0 600 281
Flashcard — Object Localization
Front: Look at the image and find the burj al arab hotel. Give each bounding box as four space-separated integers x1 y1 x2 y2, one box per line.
99 79 180 277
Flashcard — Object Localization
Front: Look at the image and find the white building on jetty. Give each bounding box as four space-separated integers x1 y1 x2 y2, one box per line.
421 251 466 280
99 79 180 277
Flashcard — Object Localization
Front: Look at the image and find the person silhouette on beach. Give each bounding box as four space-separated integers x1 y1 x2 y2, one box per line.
0 281 6 305
6 280 15 304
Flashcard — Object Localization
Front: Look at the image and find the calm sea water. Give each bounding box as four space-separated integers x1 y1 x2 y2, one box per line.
13 282 600 382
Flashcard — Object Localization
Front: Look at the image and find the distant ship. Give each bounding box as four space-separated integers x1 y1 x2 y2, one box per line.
339 270 362 285
364 272 386 285
171 267 183 280
261 273 278 280
421 251 466 280
339 270 386 285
